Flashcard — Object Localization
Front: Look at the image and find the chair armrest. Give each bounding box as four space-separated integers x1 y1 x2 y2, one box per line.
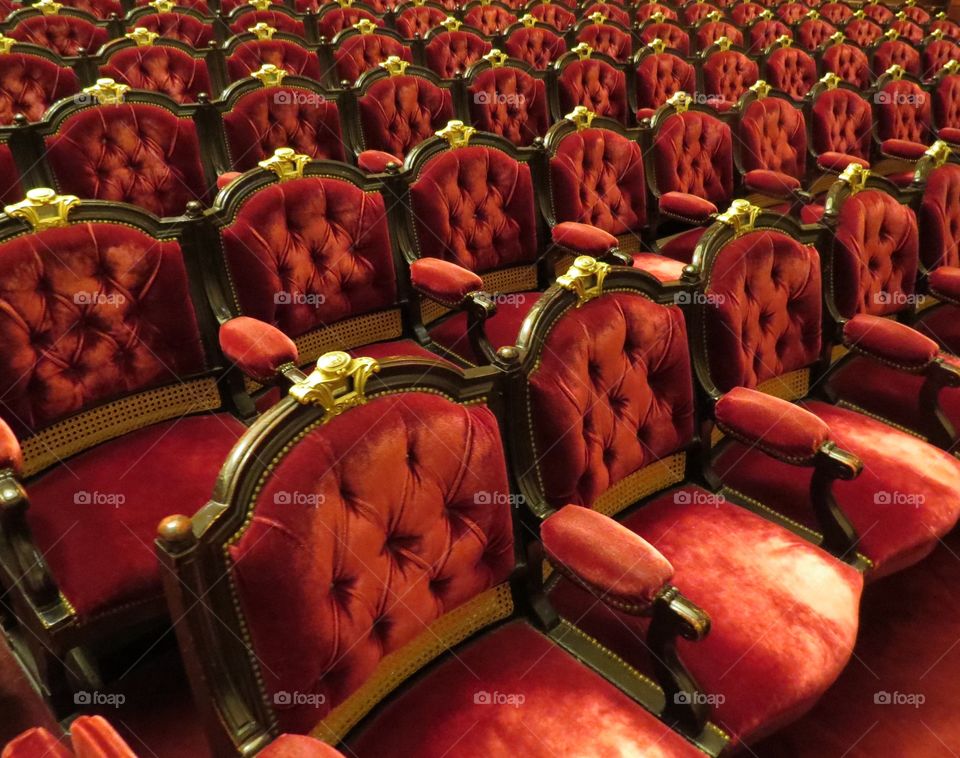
842 314 938 371
219 317 299 382
71 715 137 757
928 266 960 305
216 171 242 190
817 151 870 172
1 727 70 758
659 192 718 224
551 222 618 257
541 505 674 613
880 138 928 161
409 258 484 307
938 126 960 144
258 734 350 757
0 417 23 477
743 169 802 198
357 149 402 173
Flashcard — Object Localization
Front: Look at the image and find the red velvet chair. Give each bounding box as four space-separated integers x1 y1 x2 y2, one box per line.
902 1 931 26
762 39 817 101
0 190 252 710
690 200 960 579
573 16 633 63
582 1 630 26
796 15 837 51
0 42 80 124
327 25 413 87
57 0 120 20
843 16 883 48
552 45 629 125
698 39 760 112
683 1 722 26
820 37 871 90
931 16 960 42
314 5 381 40
0 138 23 206
95 35 218 104
6 11 110 58
747 17 792 55
730 1 764 26
862 2 894 25
423 22 492 78
891 16 925 45
462 1 518 35
34 80 214 216
222 31 322 82
394 4 446 39
225 7 308 39
870 34 922 78
463 52 549 147
638 20 691 57
503 259 863 748
872 66 934 184
819 1 852 26
635 2 677 24
502 19 567 69
933 61 960 142
923 37 960 81
157 351 724 758
806 74 873 176
526 2 576 31
632 40 696 121
695 18 743 51
776 2 808 25
124 10 215 48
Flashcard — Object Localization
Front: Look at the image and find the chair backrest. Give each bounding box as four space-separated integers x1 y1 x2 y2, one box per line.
583 2 630 26
634 50 696 116
574 21 633 63
864 3 894 25
332 31 413 85
918 158 960 271
463 3 517 34
931 18 960 41
465 60 549 146
503 25 567 69
902 4 931 25
820 2 852 25
701 48 760 108
316 6 381 39
635 3 677 23
394 5 446 38
59 0 121 19
872 38 921 77
528 3 576 30
874 71 932 145
696 20 743 50
8 15 109 57
891 19 924 44
748 19 791 54
764 45 817 100
98 41 214 104
934 69 960 130
777 2 807 24
737 91 807 178
128 12 214 48
685 2 721 25
228 9 306 38
225 37 322 82
639 22 690 56
809 84 872 160
0 47 79 124
923 40 960 81
424 28 493 78
843 18 882 47
731 2 764 26
555 51 628 124
797 17 836 51
822 42 871 90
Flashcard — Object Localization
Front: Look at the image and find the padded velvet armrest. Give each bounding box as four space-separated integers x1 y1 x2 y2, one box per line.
1 727 70 758
658 192 718 223
928 266 960 305
880 138 928 160
816 151 870 172
258 734 349 757
70 716 137 757
541 505 674 613
743 169 801 197
938 126 960 144
551 222 618 256
357 149 402 173
715 386 831 464
842 314 939 370
0 416 22 477
409 258 483 307
219 317 299 382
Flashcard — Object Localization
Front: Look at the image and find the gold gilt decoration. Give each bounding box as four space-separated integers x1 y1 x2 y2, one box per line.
565 105 595 130
571 42 593 59
759 9 772 19
289 352 379 421
883 29 899 41
714 35 732 51
379 55 409 76
125 27 159 45
749 79 771 99
805 9 819 19
716 199 761 237
5 188 79 231
819 71 841 90
885 64 905 80
829 31 845 45
942 60 960 76
250 63 286 86
436 120 476 148
773 34 792 48
149 0 174 10
248 22 276 39
930 28 945 39
258 147 311 181
0 36 16 53
648 10 664 23
35 0 62 14
667 90 692 113
904 0 916 5
705 10 722 22
646 37 666 54
924 140 953 168
520 13 536 27
588 11 607 24
895 10 908 21
337 0 354 5
483 48 509 67
247 0 271 9
82 78 129 104
557 256 610 307
839 162 870 195
852 9 865 19
353 18 377 34
937 11 947 20
440 16 461 31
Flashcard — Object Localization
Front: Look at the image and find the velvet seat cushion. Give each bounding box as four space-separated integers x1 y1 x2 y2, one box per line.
713 400 960 578
26 413 245 620
548 486 862 744
346 621 704 757
656 226 706 263
428 291 537 364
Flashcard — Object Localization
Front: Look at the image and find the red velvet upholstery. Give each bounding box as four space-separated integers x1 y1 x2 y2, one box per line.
549 126 646 236
259 734 347 758
1 728 70 758
44 103 206 216
684 2 720 24
776 2 807 24
0 143 22 208
410 257 482 303
222 87 345 170
630 251 687 281
749 19 792 53
881 138 928 160
872 40 921 77
843 18 882 47
745 169 801 194
822 43 870 89
932 18 960 41
876 80 932 146
696 21 744 50
228 393 515 733
333 35 413 85
635 3 676 23
902 5 931 24
651 110 734 208
660 191 718 221
528 3 576 31
424 31 492 78
551 221 618 254
575 23 632 62
843 313 938 368
920 163 960 270
220 317 298 381
702 50 759 109
60 0 119 19
428 291 537 363
731 2 764 25
935 74 960 131
357 74 454 157
764 46 817 101
556 58 627 123
466 66 549 147
347 621 705 757
99 47 211 104
891 19 924 44
219 177 397 338
228 11 305 38
0 53 78 124
503 27 566 69
583 2 630 26
819 2 852 24
316 7 380 39
394 6 446 38
129 13 213 49
70 715 137 758
703 230 822 391
638 23 690 56
831 189 918 319
738 97 807 180
0 417 22 476
796 18 836 51
810 88 872 163
817 150 869 171
923 41 960 81
634 52 695 115
864 3 895 24
226 40 322 82
357 149 400 172
462 5 516 34
929 264 960 298
9 17 109 57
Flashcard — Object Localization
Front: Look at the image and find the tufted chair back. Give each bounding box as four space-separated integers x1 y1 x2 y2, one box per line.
523 276 695 508
891 19 924 44
822 43 871 89
225 39 322 82
43 102 208 216
935 73 960 130
931 19 960 41
575 23 632 63
462 5 517 34
701 228 823 392
696 21 743 51
316 7 381 39
764 46 817 100
639 23 690 56
872 39 921 77
810 87 872 161
466 65 549 146
424 30 492 78
876 78 932 145
0 211 209 437
548 123 647 237
919 162 960 270
0 51 79 124
634 52 695 118
129 13 214 48
843 18 882 47
583 2 631 26
556 56 628 123
395 6 447 38
684 2 721 25
503 26 566 70
738 96 807 178
829 187 919 319
333 34 413 85
528 3 576 30
59 0 121 19
702 50 760 109
864 3 894 25
650 108 734 206
228 11 306 38
221 85 345 170
902 5 931 25
776 2 807 24
923 40 960 81
8 16 109 57
731 2 764 26
407 142 538 273
796 18 836 51
99 45 213 104
356 72 454 158
0 142 22 206
635 3 677 23
748 19 791 54
819 2 852 25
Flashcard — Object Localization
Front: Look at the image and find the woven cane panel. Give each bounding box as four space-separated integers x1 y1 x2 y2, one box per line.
592 452 686 518
21 378 221 478
553 253 576 277
420 265 538 324
616 233 643 256
756 368 810 402
311 583 514 744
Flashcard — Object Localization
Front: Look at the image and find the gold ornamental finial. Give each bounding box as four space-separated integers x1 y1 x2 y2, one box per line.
248 0 271 10
440 16 461 31
353 18 377 34
883 29 899 41
759 9 773 20
82 78 129 104
571 42 593 60
828 31 845 45
436 120 476 148
648 10 664 23
557 256 611 307
258 147 311 181
35 0 62 14
483 48 509 67
520 13 536 27
149 0 174 10
0 36 16 54
4 189 79 231
773 34 792 48
248 22 276 39
564 106 595 130
716 199 760 237
646 37 666 54
852 9 864 19
884 64 905 80
818 71 841 90
838 162 870 195
941 60 960 77
588 11 607 24
379 55 409 76
705 10 722 22
713 35 732 51
250 63 286 86
930 28 945 39
289 352 380 422
125 27 159 45
337 0 354 5
805 9 819 19
749 80 771 99
924 140 953 169
666 90 692 113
